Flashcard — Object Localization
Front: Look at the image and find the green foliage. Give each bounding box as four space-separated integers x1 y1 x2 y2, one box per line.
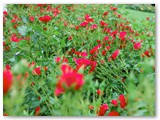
127 58 155 116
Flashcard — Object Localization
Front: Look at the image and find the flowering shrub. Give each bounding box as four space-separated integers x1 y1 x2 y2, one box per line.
3 4 155 116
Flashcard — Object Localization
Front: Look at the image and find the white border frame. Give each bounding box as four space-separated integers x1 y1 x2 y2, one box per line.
0 0 159 120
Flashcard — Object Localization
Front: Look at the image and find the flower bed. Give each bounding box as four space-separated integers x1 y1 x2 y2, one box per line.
3 4 155 116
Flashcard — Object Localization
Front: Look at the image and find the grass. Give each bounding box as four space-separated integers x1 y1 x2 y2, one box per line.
125 9 155 21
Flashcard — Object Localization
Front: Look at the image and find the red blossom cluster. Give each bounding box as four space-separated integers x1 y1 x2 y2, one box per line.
133 42 142 50
3 69 13 94
96 94 127 116
74 58 97 73
39 15 52 23
54 64 85 96
80 14 94 27
111 94 127 109
97 104 109 116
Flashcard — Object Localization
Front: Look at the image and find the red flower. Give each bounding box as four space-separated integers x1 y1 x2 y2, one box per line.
43 66 48 71
54 86 65 96
64 21 68 26
37 4 43 7
33 67 41 75
117 14 122 18
85 14 94 23
35 106 40 116
110 49 120 60
105 46 110 51
3 113 8 116
133 42 142 50
3 41 6 46
43 27 47 30
5 64 11 70
75 25 79 30
119 31 126 41
3 69 13 94
11 15 20 23
122 78 125 82
11 16 17 23
89 61 97 73
111 99 118 106
104 36 109 41
54 64 84 96
108 57 111 62
110 30 118 38
112 30 118 35
90 44 101 54
68 36 73 40
11 34 20 42
75 58 91 70
110 6 117 11
3 11 8 16
39 15 52 23
55 56 61 63
81 51 88 57
29 16 34 22
100 20 107 27
103 28 111 34
90 24 98 29
118 94 127 109
13 24 19 29
97 104 109 116
28 61 35 68
24 72 29 80
135 32 139 36
144 50 150 57
62 57 68 63
96 40 101 44
101 50 107 56
146 17 150 21
103 11 108 16
96 89 101 95
52 8 60 17
38 96 41 101
80 21 89 27
31 82 35 86
11 19 16 23
108 111 119 116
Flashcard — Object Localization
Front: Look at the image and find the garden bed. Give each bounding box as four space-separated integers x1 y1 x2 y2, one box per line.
3 4 155 116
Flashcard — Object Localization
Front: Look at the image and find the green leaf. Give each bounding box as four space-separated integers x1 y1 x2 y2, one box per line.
60 39 66 47
31 34 39 44
18 26 30 36
9 57 16 62
22 16 28 24
42 62 49 66
18 40 27 47
133 110 148 116
11 42 17 48
32 25 42 32
31 102 40 108
49 97 54 105
23 110 29 116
